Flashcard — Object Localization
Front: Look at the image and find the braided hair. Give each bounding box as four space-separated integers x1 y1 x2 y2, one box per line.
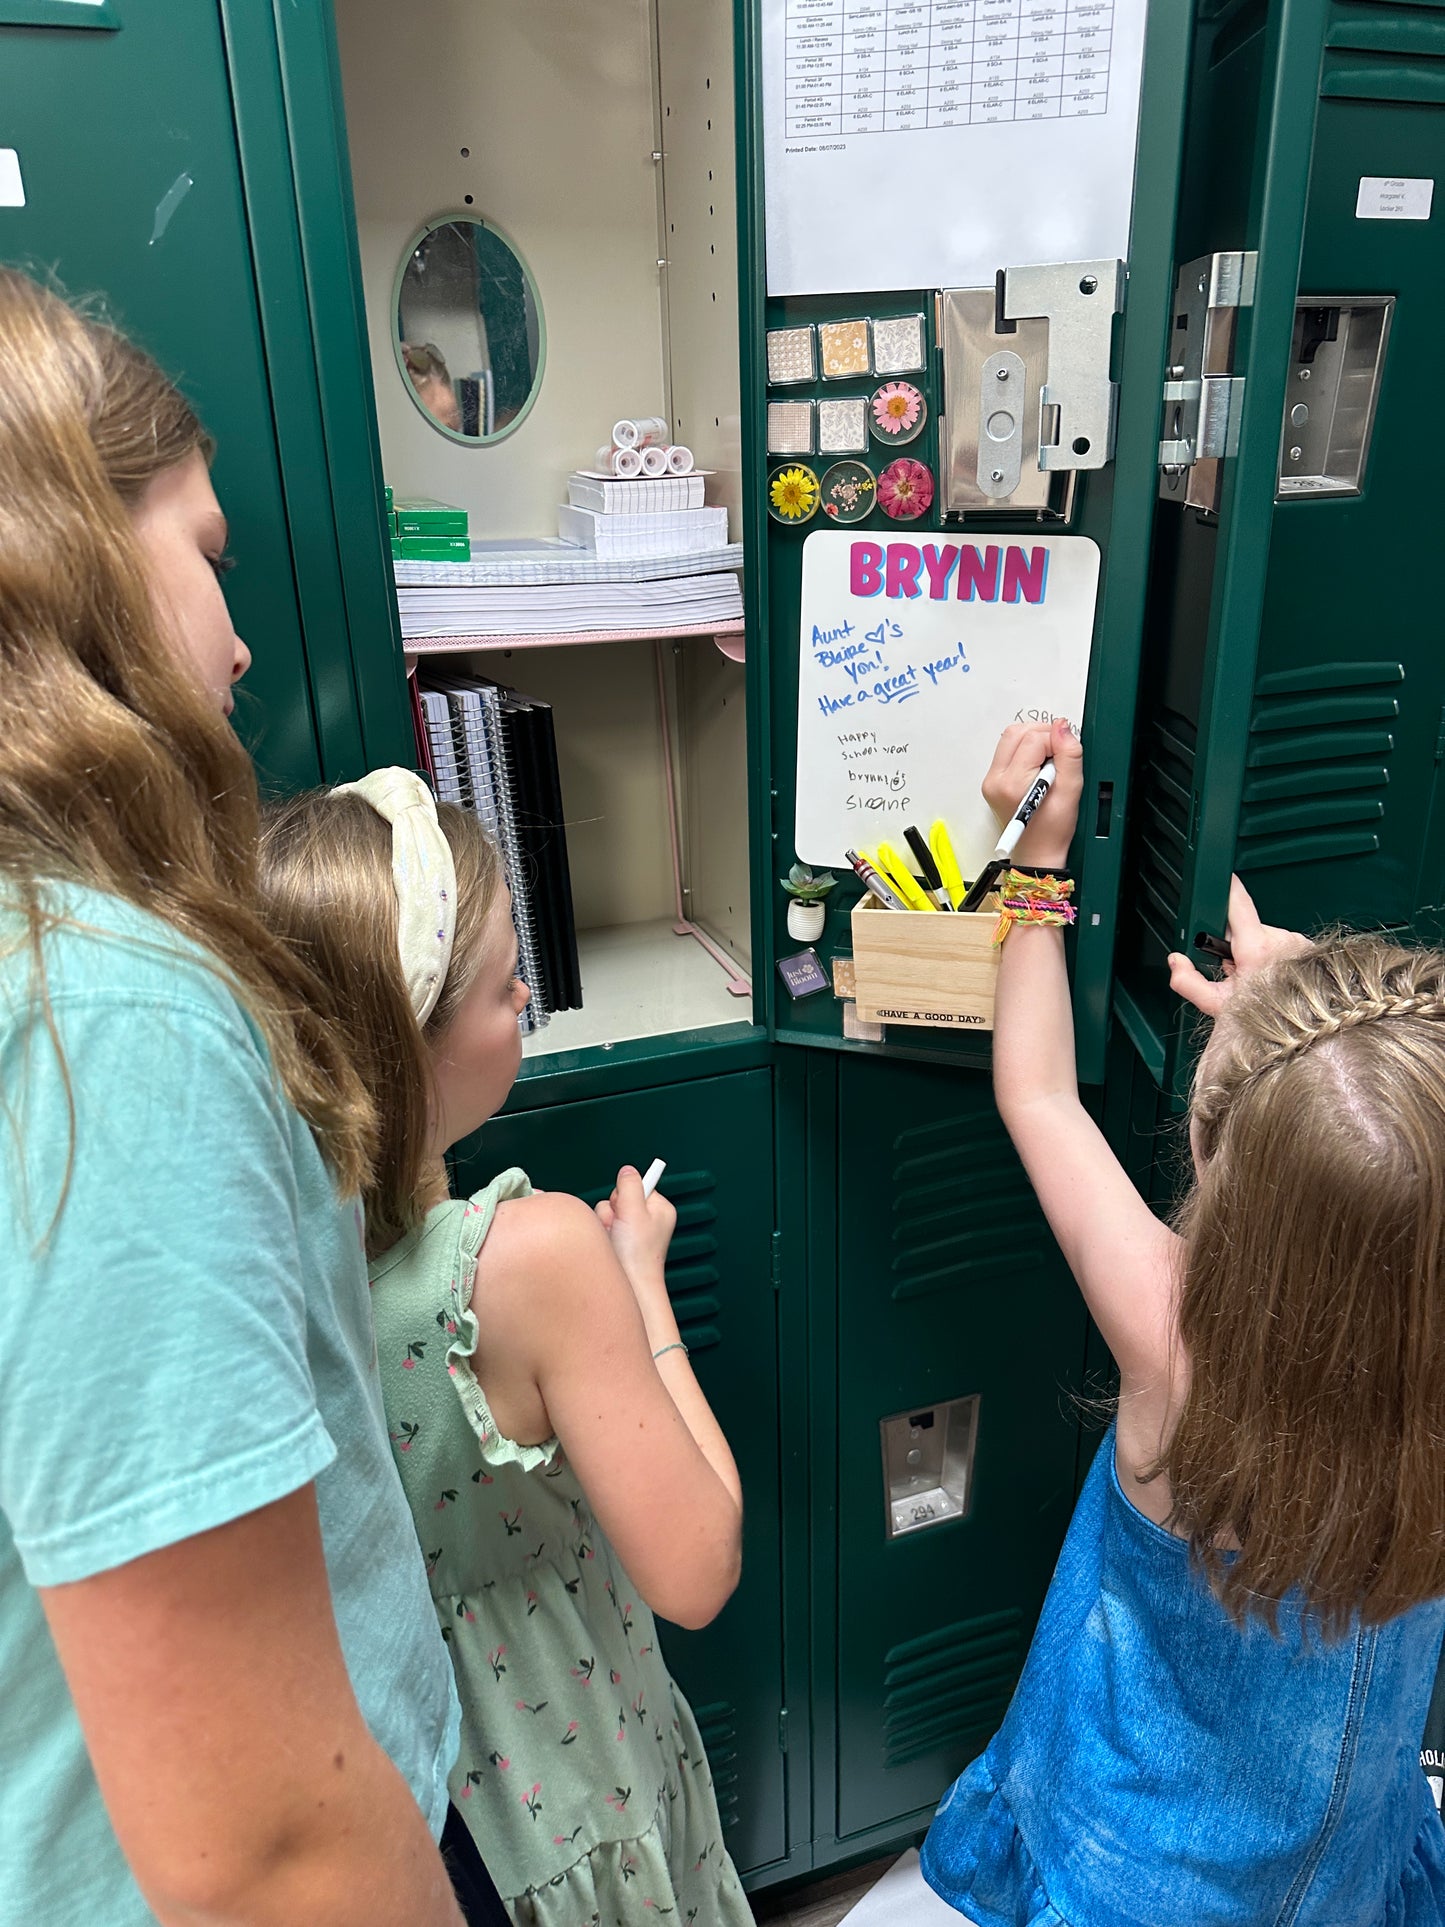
1164 934 1445 1634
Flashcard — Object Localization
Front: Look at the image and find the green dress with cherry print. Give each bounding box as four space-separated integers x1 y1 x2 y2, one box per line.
370 1168 753 1927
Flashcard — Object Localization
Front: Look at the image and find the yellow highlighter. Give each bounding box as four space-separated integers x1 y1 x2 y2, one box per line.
929 820 967 913
874 842 935 912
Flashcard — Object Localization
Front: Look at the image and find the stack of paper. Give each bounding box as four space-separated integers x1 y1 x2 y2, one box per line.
557 503 729 557
397 571 743 640
395 538 743 641
393 538 742 587
568 470 706 514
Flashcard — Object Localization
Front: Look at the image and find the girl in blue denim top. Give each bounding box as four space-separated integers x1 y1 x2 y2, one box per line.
923 719 1445 1927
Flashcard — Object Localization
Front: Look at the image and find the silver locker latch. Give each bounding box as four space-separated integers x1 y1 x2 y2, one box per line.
1158 249 1257 512
1002 257 1125 471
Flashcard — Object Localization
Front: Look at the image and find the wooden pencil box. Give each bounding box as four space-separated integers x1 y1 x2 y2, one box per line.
850 895 1000 1031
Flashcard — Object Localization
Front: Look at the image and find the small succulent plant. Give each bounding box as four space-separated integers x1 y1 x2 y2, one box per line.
779 862 837 903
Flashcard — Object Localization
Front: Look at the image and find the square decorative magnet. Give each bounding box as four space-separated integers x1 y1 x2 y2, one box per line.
819 318 871 379
776 949 831 999
871 313 927 375
817 396 870 454
766 325 816 385
767 399 815 455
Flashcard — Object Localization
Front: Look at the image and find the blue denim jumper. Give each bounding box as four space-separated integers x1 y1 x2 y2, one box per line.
922 1428 1445 1927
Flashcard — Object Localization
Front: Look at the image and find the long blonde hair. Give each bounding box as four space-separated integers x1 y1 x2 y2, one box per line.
1166 934 1445 1633
257 791 504 1257
0 268 372 1193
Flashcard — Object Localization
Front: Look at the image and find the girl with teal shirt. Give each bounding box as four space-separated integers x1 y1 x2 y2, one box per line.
0 269 499 1927
922 720 1445 1927
259 775 754 1926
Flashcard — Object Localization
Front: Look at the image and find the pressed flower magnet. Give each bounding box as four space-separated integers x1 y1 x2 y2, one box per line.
819 460 876 525
877 457 934 521
870 380 926 443
768 463 820 525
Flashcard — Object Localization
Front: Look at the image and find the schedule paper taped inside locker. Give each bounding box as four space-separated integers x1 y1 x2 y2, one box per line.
763 0 1148 295
793 530 1098 871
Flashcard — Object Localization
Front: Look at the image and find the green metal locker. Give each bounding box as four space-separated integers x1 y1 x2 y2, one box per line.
452 1065 791 1880
0 0 412 790
1117 0 1445 1094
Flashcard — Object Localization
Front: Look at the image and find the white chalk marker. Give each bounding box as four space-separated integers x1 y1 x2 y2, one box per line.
640 1158 667 1198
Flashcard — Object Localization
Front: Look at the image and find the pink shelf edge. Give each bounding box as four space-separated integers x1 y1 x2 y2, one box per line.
403 618 746 656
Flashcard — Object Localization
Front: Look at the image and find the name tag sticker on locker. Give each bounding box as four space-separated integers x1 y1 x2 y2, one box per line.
1356 176 1433 221
0 151 25 209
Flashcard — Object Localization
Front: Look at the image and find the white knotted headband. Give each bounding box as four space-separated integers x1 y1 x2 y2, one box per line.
330 766 456 1026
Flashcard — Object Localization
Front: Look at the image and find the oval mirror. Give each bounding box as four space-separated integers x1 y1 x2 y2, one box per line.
394 216 545 444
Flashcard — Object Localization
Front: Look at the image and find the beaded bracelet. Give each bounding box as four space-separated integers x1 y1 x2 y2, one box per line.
992 867 1077 945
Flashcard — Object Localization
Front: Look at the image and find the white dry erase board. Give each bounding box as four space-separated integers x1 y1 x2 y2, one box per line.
762 0 1150 296
793 529 1099 871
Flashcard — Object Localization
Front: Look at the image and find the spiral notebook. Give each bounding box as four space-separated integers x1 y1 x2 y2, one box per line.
416 672 582 1029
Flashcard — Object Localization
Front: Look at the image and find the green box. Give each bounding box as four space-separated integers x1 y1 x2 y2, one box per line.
396 534 470 561
389 534 402 559
393 494 468 537
384 484 394 512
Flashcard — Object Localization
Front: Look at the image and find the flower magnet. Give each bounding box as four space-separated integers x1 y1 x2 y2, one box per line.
870 380 926 444
819 460 876 525
877 457 934 522
768 463 821 525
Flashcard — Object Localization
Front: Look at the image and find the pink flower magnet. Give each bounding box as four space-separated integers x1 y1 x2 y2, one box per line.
870 380 926 443
878 458 934 521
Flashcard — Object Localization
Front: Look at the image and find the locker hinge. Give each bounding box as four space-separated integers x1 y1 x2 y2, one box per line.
1435 706 1445 764
778 1706 789 1754
1158 250 1257 513
770 1229 783 1292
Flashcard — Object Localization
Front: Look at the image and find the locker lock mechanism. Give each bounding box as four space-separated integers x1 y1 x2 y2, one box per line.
1276 296 1393 499
937 258 1124 521
879 1394 980 1539
1158 249 1257 513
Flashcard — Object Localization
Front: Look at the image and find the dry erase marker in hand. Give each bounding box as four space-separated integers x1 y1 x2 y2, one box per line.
994 759 1056 861
641 1158 666 1197
959 759 1061 911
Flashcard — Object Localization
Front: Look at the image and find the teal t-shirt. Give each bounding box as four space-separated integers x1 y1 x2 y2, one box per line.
0 887 460 1924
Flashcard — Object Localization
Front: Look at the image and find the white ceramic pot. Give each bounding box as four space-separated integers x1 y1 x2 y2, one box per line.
786 899 827 942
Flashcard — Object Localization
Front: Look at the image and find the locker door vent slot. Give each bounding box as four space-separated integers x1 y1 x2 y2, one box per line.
1277 297 1394 500
882 1607 1023 1765
887 1112 1038 1301
1237 662 1401 871
693 1702 741 1828
1134 711 1198 951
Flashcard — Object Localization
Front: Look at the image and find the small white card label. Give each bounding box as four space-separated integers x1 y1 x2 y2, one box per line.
1356 175 1433 220
0 150 25 209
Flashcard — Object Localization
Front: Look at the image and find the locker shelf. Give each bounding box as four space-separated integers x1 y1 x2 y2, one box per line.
522 917 750 1060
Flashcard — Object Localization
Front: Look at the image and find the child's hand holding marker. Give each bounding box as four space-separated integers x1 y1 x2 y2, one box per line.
980 718 1083 871
594 1163 679 1354
1166 875 1313 1017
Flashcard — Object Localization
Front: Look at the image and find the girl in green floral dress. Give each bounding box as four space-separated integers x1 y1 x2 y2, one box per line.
259 772 753 1927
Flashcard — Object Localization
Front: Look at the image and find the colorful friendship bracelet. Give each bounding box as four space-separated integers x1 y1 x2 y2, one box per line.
992 868 1077 945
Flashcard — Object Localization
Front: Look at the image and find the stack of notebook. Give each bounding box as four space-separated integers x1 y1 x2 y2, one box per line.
393 538 744 641
414 671 582 1034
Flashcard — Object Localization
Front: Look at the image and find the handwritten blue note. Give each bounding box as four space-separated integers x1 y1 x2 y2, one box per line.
795 531 1100 871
